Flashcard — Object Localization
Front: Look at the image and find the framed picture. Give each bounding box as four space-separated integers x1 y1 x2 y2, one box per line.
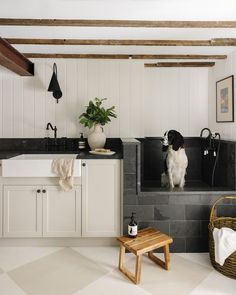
216 75 234 122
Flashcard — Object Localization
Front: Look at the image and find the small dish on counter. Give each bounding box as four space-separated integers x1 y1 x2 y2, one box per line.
89 148 116 156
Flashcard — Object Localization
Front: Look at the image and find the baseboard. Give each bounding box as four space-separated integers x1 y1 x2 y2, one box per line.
0 237 119 247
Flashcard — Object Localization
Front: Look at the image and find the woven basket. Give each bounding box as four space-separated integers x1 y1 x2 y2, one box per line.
208 196 236 279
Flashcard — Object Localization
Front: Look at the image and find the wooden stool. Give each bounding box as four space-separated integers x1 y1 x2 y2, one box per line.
117 227 173 284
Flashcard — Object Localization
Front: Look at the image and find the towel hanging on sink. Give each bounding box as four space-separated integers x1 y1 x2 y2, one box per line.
52 158 75 191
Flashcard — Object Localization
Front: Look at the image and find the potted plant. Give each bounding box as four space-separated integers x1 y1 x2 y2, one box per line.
79 97 117 150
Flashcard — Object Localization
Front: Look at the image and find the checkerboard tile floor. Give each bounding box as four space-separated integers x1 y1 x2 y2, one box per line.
0 247 235 295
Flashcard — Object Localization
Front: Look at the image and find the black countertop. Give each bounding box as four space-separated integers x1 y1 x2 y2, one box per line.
0 152 22 159
0 150 123 160
0 138 123 160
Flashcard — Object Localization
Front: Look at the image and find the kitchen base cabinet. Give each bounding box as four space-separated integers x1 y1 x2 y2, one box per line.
3 185 81 238
82 160 121 237
1 158 121 239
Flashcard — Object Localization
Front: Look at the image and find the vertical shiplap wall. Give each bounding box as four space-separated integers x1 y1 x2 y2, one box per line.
0 59 208 138
208 50 236 140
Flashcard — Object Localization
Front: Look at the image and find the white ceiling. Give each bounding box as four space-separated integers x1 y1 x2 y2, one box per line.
1 0 236 57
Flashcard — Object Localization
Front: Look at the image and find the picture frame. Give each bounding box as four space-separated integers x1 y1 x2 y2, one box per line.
216 75 234 122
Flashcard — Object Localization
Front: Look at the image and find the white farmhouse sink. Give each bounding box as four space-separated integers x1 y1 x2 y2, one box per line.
1 154 81 177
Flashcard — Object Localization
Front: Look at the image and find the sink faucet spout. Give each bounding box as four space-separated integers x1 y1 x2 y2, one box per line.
46 122 57 139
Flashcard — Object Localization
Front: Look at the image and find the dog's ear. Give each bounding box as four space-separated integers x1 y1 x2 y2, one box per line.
162 145 168 152
172 131 184 151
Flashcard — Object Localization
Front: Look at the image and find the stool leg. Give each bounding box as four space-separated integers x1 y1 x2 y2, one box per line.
118 245 142 284
164 244 170 270
135 255 142 284
119 244 125 270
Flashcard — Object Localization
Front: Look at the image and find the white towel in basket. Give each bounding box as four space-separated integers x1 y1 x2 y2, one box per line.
213 227 236 266
52 159 75 191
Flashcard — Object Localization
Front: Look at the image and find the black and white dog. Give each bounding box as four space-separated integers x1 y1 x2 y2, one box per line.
161 130 188 189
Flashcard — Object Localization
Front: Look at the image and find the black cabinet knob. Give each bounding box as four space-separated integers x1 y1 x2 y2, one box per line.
82 163 86 167
42 189 46 193
37 189 41 193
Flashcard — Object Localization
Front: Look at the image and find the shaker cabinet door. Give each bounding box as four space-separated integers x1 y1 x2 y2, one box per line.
3 186 42 237
82 160 120 237
42 186 81 237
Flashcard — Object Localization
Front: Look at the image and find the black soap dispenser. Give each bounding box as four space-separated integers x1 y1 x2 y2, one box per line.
78 133 86 150
128 212 138 238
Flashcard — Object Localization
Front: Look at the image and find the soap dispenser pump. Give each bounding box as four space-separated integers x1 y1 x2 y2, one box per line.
78 133 86 150
128 212 138 238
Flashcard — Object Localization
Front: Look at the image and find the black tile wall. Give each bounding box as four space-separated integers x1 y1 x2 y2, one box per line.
170 221 201 237
185 205 211 220
122 138 236 253
154 205 185 220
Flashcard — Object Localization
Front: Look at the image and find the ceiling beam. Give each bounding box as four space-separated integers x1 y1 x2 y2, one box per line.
7 38 236 46
144 62 215 67
0 38 34 76
1 18 236 28
23 53 227 60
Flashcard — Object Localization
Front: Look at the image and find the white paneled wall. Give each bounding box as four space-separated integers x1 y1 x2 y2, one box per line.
208 50 236 140
0 59 208 138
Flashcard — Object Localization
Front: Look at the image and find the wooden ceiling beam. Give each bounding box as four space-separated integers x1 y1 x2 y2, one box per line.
23 53 227 60
1 18 236 28
7 38 236 46
144 62 215 67
0 38 34 76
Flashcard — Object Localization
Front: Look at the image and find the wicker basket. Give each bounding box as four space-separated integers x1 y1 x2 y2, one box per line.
208 196 236 279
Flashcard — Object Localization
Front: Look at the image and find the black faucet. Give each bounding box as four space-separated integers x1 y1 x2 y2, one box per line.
46 122 57 139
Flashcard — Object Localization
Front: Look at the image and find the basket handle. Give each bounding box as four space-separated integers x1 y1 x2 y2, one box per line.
210 195 236 222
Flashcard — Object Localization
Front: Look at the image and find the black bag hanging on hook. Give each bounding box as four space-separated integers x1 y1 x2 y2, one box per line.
48 63 63 103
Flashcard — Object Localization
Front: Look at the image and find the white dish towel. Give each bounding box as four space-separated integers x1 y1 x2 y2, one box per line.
52 159 75 191
213 227 236 266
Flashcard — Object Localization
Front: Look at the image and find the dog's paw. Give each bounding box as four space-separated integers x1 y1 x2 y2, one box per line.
169 184 174 190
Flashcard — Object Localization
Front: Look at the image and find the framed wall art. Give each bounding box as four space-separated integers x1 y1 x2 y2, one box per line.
216 75 234 122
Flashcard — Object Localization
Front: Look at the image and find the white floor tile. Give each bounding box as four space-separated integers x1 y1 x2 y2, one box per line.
190 270 236 295
0 247 63 272
126 254 212 295
0 274 26 295
73 269 152 295
176 253 212 269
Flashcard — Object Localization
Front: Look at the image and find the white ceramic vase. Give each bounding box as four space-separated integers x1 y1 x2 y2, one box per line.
88 124 106 150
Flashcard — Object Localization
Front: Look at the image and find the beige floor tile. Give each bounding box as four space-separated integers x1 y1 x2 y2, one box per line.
0 274 26 295
190 269 236 295
73 269 152 295
124 254 212 295
0 267 4 275
0 247 63 272
72 246 119 272
8 248 108 295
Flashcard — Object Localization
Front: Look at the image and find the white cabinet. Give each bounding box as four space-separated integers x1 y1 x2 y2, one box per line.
0 184 2 237
43 186 81 237
3 185 81 238
3 186 42 237
82 159 121 237
2 159 121 239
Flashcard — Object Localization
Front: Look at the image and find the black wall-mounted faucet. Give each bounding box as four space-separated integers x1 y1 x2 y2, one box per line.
46 122 57 139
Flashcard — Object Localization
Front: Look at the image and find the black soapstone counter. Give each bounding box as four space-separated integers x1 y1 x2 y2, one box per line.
0 138 123 159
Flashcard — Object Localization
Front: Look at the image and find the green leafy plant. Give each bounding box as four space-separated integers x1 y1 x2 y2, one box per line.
79 98 117 129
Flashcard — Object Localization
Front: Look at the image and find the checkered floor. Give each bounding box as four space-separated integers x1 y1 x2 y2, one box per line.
0 247 235 295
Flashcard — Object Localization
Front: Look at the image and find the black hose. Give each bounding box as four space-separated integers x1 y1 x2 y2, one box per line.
211 133 221 187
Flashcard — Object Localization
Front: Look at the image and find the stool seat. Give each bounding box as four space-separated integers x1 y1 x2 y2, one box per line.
117 227 173 284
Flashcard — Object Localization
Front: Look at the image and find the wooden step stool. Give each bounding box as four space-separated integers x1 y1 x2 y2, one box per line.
117 227 173 284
